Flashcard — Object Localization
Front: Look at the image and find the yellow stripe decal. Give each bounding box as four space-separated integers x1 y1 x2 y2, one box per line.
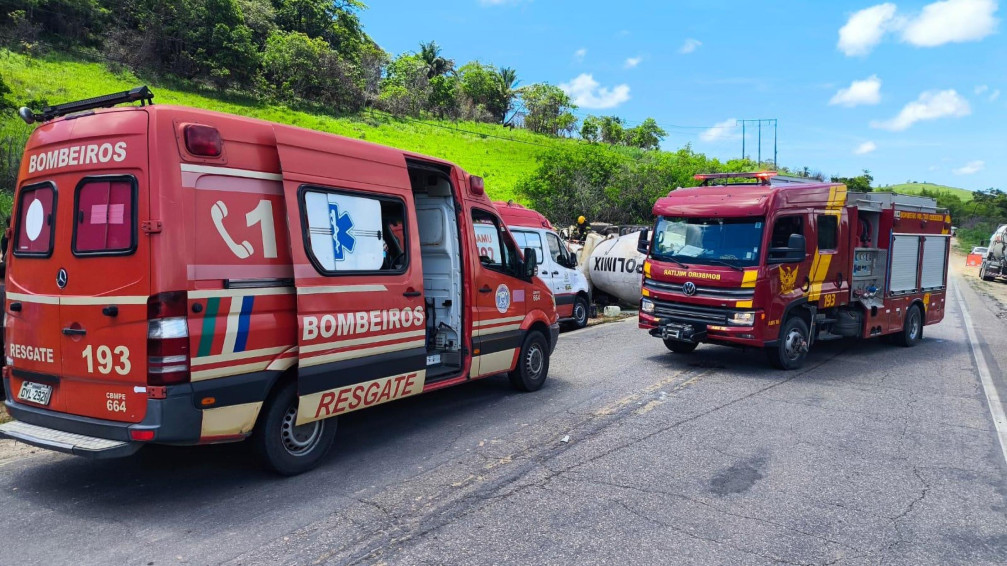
736 300 753 308
741 270 757 288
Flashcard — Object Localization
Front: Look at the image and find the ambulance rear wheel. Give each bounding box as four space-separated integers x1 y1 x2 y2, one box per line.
253 381 338 476
894 305 922 347
767 317 809 370
509 331 550 392
663 339 698 354
571 296 589 329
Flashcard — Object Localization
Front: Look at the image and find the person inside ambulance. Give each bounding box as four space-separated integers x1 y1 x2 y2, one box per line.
382 207 406 270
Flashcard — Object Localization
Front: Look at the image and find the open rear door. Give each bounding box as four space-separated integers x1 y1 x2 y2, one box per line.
273 129 429 426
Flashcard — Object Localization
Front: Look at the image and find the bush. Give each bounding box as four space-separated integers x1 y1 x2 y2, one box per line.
262 30 364 112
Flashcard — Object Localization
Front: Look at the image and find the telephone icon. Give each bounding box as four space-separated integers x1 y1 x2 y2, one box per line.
211 200 254 259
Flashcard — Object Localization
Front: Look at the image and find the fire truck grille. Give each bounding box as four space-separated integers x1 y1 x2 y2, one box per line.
644 278 754 300
650 299 737 325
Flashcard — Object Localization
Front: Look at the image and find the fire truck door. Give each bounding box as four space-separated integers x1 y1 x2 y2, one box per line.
811 208 850 307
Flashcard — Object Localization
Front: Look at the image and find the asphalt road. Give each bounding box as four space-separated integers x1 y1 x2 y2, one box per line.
2 273 1006 566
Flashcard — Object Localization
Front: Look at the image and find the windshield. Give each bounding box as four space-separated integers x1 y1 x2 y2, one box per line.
651 216 765 267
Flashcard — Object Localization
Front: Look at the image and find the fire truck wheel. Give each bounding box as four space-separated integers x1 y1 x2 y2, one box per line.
509 331 550 392
767 316 809 370
895 305 922 347
253 381 338 476
572 296 590 329
663 339 698 353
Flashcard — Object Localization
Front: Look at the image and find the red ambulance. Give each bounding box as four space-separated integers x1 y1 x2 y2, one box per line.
0 87 559 475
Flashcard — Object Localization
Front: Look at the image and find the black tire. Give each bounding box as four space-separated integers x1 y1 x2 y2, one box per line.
663 338 698 354
766 316 810 370
509 331 550 392
571 296 589 329
894 305 922 347
981 264 994 281
252 381 338 476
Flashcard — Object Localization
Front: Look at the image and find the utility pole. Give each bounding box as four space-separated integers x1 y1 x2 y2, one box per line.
736 119 778 167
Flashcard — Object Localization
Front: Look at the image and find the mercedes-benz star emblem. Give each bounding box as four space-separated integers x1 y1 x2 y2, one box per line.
57 268 68 289
683 281 697 296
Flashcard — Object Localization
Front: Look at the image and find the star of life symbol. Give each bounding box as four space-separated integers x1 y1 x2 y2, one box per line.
329 203 356 261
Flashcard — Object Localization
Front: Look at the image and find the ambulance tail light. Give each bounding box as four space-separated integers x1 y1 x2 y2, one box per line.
146 291 190 386
184 124 222 157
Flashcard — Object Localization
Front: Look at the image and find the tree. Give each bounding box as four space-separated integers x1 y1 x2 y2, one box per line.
497 66 519 124
625 117 666 150
419 40 452 78
458 61 507 122
598 116 624 144
519 83 577 137
378 52 430 116
580 115 601 142
262 30 365 111
830 169 874 192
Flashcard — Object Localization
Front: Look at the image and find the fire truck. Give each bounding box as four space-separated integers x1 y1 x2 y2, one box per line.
0 88 559 475
637 172 951 369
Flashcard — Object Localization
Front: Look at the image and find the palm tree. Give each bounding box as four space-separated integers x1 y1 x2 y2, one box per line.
498 67 519 125
419 40 452 79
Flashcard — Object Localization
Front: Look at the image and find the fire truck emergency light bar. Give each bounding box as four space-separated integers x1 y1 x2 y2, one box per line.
19 86 154 124
694 171 777 186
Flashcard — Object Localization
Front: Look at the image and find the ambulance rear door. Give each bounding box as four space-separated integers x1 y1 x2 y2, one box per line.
274 130 428 425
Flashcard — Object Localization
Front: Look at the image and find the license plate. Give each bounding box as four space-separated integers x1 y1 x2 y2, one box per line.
18 381 52 406
426 354 441 366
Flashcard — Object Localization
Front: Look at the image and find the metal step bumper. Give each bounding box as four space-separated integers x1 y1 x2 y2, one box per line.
0 420 141 459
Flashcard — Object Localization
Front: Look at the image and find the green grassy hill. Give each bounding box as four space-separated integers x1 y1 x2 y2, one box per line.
880 182 975 202
0 51 578 202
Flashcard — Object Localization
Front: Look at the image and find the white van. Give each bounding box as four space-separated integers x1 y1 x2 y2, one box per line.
496 202 591 328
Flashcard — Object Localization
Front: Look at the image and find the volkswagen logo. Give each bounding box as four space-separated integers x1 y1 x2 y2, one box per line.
56 268 68 289
683 281 697 296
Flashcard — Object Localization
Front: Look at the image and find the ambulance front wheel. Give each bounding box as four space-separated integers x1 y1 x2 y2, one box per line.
253 380 338 476
509 331 550 392
571 296 589 329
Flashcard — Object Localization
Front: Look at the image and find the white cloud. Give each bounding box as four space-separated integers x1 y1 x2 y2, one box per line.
699 118 740 143
830 75 883 107
991 89 1002 101
953 160 985 174
559 74 631 109
624 56 642 69
854 141 878 155
574 48 587 62
976 84 990 94
838 3 898 56
679 39 702 54
901 0 999 47
870 89 971 131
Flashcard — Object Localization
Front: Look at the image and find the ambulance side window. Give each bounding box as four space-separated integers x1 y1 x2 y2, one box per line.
301 187 408 274
511 229 544 265
546 233 564 263
13 182 56 257
472 209 517 275
73 176 138 255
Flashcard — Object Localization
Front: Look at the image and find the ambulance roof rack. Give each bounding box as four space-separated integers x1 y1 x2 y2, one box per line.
18 86 154 124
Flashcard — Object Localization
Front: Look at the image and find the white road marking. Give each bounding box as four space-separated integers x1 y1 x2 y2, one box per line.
954 281 1007 466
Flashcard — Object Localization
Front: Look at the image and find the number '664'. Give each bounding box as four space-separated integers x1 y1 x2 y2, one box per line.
81 345 131 376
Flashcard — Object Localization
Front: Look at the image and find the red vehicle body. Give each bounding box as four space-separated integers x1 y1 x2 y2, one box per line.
0 88 559 474
638 172 951 369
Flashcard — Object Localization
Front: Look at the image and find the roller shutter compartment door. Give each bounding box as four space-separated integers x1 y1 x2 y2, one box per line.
889 235 920 293
920 236 948 289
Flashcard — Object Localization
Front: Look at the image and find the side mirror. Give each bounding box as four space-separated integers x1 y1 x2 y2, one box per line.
522 248 538 279
636 229 651 255
767 233 807 264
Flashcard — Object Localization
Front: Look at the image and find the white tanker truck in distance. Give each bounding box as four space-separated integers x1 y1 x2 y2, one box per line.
579 231 648 306
980 224 1007 281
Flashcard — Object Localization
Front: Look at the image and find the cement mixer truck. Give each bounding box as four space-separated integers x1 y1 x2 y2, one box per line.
979 224 1007 282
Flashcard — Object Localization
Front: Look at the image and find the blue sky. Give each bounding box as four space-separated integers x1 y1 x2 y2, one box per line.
365 0 1006 191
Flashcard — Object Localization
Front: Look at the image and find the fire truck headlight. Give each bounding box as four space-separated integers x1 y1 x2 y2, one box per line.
728 311 756 326
641 299 655 314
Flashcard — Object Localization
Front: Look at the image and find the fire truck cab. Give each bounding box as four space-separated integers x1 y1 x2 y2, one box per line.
495 201 591 329
638 172 950 369
0 88 559 474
